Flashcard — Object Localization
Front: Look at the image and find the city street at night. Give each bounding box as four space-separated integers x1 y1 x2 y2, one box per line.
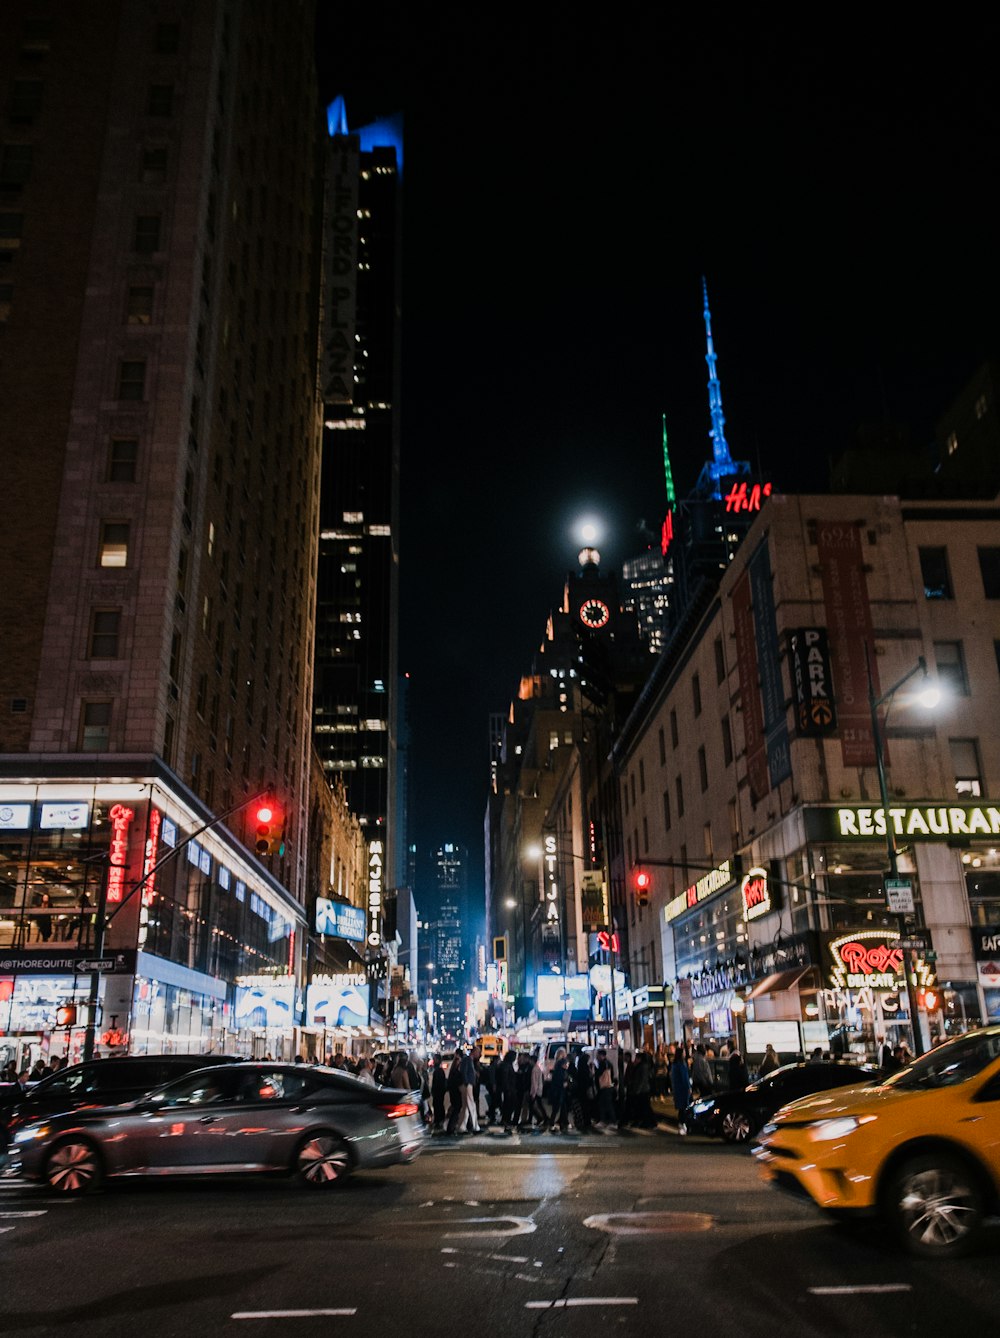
2 1135 999 1336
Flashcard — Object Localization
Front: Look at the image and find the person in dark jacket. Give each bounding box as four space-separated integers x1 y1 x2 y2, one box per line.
548 1050 570 1132
728 1044 750 1091
758 1044 781 1077
497 1049 519 1131
572 1051 594 1132
670 1048 692 1131
431 1057 448 1131
446 1049 464 1133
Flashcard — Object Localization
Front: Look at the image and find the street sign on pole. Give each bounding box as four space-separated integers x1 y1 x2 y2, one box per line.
885 878 915 915
898 938 928 952
78 958 116 973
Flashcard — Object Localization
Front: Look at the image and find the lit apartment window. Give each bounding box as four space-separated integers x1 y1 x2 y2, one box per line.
133 215 161 254
934 641 969 696
126 285 153 323
98 522 129 567
147 85 174 117
80 700 112 751
117 360 146 401
343 511 363 523
919 547 952 599
108 438 138 482
363 719 387 731
950 738 983 796
88 610 121 658
368 524 391 536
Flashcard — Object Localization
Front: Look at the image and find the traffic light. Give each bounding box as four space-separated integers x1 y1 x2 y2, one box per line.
634 868 652 907
56 1003 77 1027
254 799 286 857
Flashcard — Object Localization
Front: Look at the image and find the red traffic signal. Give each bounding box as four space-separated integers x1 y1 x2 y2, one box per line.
56 1003 77 1027
254 798 286 858
634 869 652 906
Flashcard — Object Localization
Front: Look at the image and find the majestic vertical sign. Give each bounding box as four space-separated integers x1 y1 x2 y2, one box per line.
789 628 837 736
748 541 791 787
816 522 880 767
367 839 384 948
322 139 359 404
731 571 769 802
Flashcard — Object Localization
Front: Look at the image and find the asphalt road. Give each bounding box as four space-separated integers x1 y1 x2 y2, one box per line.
1 1129 998 1336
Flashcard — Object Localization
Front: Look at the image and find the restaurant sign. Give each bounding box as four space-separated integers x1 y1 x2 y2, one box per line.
663 857 741 925
807 804 1000 843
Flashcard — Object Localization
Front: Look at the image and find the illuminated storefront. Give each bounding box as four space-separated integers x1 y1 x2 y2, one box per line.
0 778 306 1069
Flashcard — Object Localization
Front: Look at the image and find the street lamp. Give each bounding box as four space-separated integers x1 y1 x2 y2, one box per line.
866 649 938 1057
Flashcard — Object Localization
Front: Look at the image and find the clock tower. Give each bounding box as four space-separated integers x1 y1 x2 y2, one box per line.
568 546 619 636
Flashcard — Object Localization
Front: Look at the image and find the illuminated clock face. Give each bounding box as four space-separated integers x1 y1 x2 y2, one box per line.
579 598 610 630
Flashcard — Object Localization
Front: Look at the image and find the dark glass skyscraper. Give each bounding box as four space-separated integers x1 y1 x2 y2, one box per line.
314 101 402 879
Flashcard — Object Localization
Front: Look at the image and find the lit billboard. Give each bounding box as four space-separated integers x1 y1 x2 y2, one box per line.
535 972 590 1018
315 898 366 943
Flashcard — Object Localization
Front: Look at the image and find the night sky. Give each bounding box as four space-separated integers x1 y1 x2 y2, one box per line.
315 8 999 915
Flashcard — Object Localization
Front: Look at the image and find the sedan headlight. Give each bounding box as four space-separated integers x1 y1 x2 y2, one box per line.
691 1100 715 1116
807 1115 876 1142
12 1124 51 1144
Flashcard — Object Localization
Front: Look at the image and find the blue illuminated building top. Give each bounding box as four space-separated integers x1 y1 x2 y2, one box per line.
696 277 749 498
326 95 403 175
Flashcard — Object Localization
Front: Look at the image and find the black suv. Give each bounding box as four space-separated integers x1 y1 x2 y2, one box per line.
1 1054 236 1149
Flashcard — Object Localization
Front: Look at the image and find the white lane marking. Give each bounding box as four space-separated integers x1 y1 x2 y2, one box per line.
231 1310 357 1320
526 1298 639 1309
440 1247 529 1263
809 1285 912 1296
0 1211 47 1218
583 1210 714 1234
0 1226 15 1234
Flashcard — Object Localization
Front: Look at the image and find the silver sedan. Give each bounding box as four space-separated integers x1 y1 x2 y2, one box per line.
9 1062 424 1192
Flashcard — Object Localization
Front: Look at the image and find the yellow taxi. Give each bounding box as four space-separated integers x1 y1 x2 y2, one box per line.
753 1026 1000 1257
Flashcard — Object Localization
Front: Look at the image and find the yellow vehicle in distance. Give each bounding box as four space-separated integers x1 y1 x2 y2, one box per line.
753 1026 1000 1258
476 1035 506 1063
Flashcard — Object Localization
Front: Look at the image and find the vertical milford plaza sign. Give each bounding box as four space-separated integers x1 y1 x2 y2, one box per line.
806 804 1000 841
815 521 880 767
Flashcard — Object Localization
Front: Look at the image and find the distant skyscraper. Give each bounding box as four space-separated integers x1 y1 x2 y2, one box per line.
429 842 467 1037
0 1 323 1056
314 99 402 882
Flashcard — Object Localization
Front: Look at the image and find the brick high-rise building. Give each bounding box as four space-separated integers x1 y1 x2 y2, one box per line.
0 1 324 1063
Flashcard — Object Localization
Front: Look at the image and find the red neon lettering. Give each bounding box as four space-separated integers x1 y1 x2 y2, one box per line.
142 809 161 906
743 877 767 908
838 941 904 975
106 803 134 903
661 511 674 556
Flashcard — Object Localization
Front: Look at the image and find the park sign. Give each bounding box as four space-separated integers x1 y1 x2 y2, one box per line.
806 804 1000 843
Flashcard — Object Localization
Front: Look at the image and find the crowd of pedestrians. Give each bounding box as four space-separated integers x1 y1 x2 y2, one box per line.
1 1056 69 1087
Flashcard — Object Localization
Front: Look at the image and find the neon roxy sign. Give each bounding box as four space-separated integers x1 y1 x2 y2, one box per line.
828 932 905 991
741 866 771 922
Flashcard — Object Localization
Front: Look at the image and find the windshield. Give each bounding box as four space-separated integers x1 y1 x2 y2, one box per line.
884 1030 1000 1091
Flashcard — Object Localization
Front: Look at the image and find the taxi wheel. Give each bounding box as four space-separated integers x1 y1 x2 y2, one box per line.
294 1133 352 1188
721 1110 753 1144
44 1138 104 1195
888 1152 984 1258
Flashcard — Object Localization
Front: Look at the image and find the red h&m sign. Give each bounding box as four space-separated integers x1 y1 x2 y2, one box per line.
815 522 881 768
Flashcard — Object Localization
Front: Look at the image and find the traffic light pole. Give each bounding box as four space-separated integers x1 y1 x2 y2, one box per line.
81 787 270 1061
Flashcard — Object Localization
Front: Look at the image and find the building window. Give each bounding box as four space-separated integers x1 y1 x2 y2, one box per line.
20 18 51 54
0 281 11 321
153 21 181 54
721 713 733 766
950 738 983 797
946 431 958 457
80 700 112 751
622 783 629 817
639 759 646 794
133 215 161 254
675 775 684 818
630 773 636 806
975 394 988 421
670 708 678 748
692 673 702 717
117 360 146 401
0 212 23 247
934 641 969 697
919 547 952 600
0 144 32 186
140 145 168 182
10 80 43 121
662 789 671 832
147 84 174 117
126 284 154 323
714 636 726 684
108 438 138 482
88 610 121 658
995 641 1000 682
162 714 175 765
703 822 713 859
978 548 1000 599
98 522 129 568
698 745 709 792
658 726 666 765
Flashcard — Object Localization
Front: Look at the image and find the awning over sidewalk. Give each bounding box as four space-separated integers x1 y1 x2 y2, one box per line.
746 966 810 999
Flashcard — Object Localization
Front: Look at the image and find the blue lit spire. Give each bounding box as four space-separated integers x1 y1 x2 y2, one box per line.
326 95 404 175
697 277 748 498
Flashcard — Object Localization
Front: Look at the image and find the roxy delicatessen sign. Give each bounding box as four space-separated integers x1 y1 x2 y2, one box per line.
827 931 906 991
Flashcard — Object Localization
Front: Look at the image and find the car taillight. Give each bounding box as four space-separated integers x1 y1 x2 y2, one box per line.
376 1102 419 1119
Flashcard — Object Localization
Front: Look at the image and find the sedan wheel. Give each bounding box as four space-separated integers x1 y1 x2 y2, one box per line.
721 1110 753 1144
888 1154 983 1258
45 1139 103 1194
296 1134 351 1188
